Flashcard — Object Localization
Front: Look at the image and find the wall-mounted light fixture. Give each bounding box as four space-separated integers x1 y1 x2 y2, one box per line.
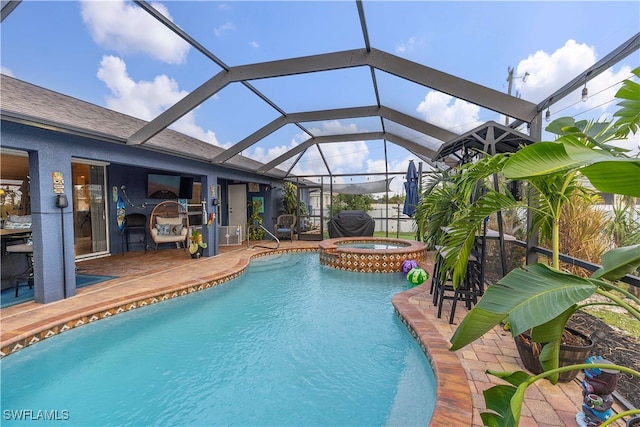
120 185 147 209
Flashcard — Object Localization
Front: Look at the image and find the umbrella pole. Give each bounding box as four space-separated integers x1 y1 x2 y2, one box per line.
417 162 423 241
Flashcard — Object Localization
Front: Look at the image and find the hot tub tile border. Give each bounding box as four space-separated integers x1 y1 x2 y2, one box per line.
319 237 427 273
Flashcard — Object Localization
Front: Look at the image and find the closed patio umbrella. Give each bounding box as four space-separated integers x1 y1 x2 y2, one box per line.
403 160 419 217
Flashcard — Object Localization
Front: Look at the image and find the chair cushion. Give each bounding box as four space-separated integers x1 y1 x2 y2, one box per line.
156 216 183 225
152 234 186 243
155 224 171 235
169 224 183 236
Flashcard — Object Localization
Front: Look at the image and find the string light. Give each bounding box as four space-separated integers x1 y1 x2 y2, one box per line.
545 108 551 122
581 81 589 102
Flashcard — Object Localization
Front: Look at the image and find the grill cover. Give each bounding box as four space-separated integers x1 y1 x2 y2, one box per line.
327 210 375 238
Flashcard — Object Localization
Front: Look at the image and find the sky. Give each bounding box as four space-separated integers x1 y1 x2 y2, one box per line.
1 1 639 194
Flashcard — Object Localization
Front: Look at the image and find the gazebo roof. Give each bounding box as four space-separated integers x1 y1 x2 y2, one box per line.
434 121 537 165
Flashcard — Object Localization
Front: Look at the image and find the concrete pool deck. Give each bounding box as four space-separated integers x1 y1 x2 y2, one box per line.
0 240 609 426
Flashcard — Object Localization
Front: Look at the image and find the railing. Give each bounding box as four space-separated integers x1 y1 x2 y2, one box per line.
509 240 640 288
246 224 279 250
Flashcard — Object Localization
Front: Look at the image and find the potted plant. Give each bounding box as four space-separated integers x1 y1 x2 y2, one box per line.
189 229 207 258
247 199 266 240
438 69 640 424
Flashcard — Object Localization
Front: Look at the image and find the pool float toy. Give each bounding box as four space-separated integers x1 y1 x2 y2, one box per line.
401 259 418 275
407 267 428 286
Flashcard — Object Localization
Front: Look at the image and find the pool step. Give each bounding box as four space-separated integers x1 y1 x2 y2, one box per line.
249 253 299 272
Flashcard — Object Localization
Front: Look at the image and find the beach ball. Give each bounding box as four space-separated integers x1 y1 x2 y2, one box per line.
407 267 428 286
401 259 418 274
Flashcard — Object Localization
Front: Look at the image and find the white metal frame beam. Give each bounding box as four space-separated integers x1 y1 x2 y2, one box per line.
212 105 457 166
256 130 443 175
127 49 537 147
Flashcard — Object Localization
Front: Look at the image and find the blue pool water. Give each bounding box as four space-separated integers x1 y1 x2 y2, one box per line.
1 253 436 426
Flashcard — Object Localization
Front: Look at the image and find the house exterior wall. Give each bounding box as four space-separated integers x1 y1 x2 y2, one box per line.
1 120 279 303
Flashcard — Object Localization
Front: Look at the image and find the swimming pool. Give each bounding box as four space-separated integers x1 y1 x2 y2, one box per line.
1 252 436 426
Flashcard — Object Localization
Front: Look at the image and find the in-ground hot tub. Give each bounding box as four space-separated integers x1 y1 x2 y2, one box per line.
319 237 427 273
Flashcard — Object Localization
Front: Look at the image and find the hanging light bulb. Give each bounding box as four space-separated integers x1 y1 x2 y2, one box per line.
545 108 551 122
581 82 588 102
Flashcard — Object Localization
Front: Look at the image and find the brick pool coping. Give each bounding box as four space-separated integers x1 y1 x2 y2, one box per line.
393 284 473 425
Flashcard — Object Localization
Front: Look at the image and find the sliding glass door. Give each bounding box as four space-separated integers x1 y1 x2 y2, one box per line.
72 160 109 258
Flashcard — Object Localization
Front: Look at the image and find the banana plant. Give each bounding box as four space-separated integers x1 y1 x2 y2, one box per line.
443 67 640 425
480 364 640 426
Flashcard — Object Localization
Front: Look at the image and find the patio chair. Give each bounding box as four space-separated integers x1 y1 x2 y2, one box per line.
149 201 189 251
122 213 147 253
273 214 296 240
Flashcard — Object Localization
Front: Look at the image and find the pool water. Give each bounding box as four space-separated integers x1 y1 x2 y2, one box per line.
1 253 436 426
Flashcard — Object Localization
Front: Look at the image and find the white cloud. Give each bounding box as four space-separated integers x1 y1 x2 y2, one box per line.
249 139 299 165
395 36 419 54
514 39 596 105
249 41 260 48
80 0 189 64
1 66 14 77
297 121 369 175
317 120 362 135
214 22 235 37
245 121 370 176
96 55 223 146
416 91 482 133
513 39 638 152
309 140 369 174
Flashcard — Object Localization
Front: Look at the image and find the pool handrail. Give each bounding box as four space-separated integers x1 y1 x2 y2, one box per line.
246 224 280 250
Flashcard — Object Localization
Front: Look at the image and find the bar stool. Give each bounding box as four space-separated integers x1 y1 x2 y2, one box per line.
430 246 447 303
6 243 34 297
432 246 482 324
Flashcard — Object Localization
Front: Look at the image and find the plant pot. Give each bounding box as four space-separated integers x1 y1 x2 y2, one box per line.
190 248 203 259
514 327 594 382
627 415 640 427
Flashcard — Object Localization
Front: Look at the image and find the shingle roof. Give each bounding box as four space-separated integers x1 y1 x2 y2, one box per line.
1 74 289 179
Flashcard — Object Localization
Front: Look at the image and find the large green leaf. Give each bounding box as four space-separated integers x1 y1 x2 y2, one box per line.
488 264 596 337
487 370 532 387
613 67 640 136
449 264 596 351
503 139 624 180
538 340 561 384
449 308 507 351
530 306 577 343
503 141 592 178
591 244 640 279
481 385 518 427
580 162 640 197
545 117 579 135
442 189 520 288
